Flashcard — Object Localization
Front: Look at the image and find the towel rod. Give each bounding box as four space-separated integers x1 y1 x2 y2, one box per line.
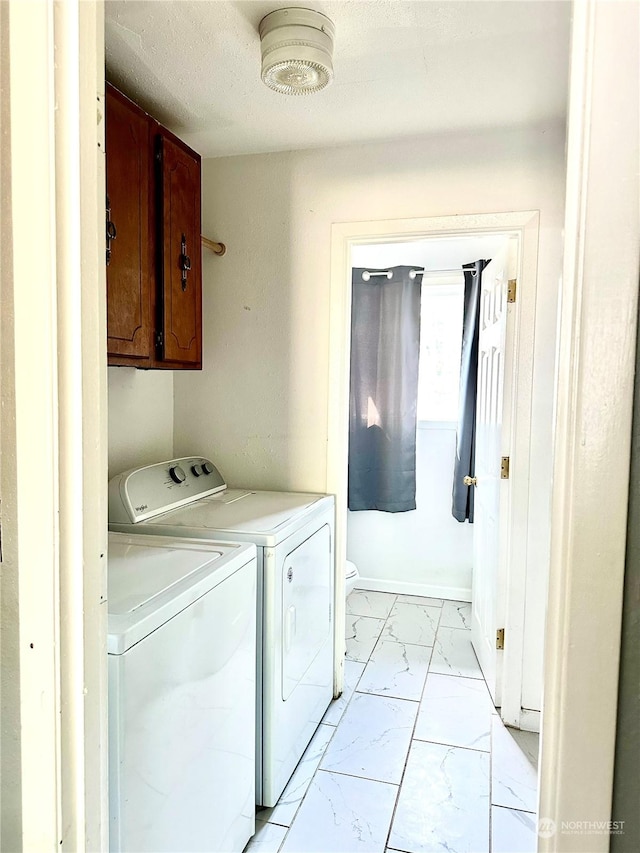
201 235 226 256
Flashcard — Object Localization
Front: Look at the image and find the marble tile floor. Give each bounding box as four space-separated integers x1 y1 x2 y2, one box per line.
245 590 539 853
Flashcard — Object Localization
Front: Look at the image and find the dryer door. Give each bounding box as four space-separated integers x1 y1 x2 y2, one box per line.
281 523 332 701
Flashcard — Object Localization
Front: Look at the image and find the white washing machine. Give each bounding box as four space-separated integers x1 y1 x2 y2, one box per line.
108 457 335 807
108 532 257 852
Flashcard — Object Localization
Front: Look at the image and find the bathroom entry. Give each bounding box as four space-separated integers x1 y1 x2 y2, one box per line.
345 232 517 704
329 211 541 729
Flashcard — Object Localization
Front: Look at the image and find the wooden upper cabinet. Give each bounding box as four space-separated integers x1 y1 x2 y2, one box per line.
105 83 203 370
106 86 152 363
157 134 202 367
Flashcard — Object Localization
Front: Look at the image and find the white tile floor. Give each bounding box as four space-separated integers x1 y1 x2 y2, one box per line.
246 590 539 853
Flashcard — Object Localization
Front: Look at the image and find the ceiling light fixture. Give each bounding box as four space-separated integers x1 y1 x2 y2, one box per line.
259 8 335 96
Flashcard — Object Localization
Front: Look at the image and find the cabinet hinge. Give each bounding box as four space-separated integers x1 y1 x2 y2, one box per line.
501 456 510 479
496 628 505 650
507 279 517 303
105 195 116 267
155 331 164 349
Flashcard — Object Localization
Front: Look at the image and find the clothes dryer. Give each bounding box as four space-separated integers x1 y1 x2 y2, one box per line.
109 457 335 806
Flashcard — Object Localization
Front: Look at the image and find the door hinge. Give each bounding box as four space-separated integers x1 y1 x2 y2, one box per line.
501 456 510 479
496 628 505 650
507 279 517 303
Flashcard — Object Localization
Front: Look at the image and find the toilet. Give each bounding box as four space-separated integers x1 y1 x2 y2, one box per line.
345 560 360 597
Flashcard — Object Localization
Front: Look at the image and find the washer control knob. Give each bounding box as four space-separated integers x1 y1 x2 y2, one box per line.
169 465 186 484
202 462 214 475
191 464 203 477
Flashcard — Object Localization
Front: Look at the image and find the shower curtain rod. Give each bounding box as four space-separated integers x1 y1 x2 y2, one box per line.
360 266 476 280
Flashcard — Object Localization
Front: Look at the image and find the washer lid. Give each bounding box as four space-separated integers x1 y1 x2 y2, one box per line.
143 489 330 542
107 533 256 654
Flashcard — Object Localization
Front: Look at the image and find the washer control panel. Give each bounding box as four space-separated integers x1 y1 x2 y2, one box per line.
108 457 227 524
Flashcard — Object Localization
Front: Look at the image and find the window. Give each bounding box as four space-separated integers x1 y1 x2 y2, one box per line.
417 283 464 422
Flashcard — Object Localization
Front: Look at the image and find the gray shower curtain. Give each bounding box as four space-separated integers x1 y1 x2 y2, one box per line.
452 259 489 522
348 266 423 512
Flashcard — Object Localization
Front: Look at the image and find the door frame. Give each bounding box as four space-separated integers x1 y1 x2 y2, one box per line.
1 1 108 848
327 210 539 727
538 0 640 845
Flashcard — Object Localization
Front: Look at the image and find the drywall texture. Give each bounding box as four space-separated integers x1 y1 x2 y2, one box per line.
107 367 174 477
173 124 567 709
347 426 474 598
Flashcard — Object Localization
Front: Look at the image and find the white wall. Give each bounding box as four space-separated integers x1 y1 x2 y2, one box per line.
173 123 567 710
348 425 474 599
174 125 565 483
107 368 173 477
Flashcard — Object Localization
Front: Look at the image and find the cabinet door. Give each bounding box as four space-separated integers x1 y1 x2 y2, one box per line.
105 86 152 361
158 134 202 367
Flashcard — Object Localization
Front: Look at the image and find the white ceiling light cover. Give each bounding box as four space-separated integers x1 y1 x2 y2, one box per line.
259 7 335 96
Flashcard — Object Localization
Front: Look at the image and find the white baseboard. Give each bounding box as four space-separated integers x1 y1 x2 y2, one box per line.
355 576 472 603
518 708 541 732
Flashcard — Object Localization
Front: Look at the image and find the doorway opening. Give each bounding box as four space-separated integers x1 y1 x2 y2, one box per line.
328 211 541 728
346 234 510 606
313 211 544 852
344 232 523 703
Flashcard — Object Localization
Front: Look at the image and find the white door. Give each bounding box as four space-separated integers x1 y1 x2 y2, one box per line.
470 239 517 706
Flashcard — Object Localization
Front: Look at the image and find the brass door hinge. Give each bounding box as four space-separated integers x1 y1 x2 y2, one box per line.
496 628 505 650
507 279 517 303
501 457 510 479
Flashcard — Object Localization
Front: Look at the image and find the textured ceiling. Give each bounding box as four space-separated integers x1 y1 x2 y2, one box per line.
105 0 571 158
